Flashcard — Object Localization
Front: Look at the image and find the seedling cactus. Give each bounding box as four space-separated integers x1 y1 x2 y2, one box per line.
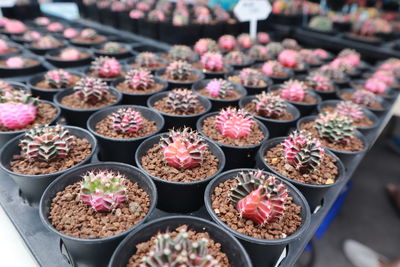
124 69 155 91
218 34 236 51
45 69 72 89
135 52 159 68
338 49 360 67
230 170 288 225
165 61 193 81
261 60 286 77
91 56 122 78
60 48 81 61
282 38 299 50
253 92 287 119
278 49 303 69
351 90 376 106
224 50 248 66
307 72 333 92
309 16 333 31
364 78 388 95
168 45 194 62
73 77 109 104
194 38 218 55
111 108 143 134
335 101 363 122
266 42 284 58
80 28 97 40
80 170 127 212
200 52 224 72
35 35 60 49
239 68 263 87
205 79 234 98
215 108 253 139
166 89 198 113
315 112 355 144
280 80 307 102
103 42 122 53
237 33 253 49
257 32 270 44
248 45 269 61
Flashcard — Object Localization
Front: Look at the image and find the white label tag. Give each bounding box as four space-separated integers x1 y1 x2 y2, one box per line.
234 0 271 22
0 0 16 8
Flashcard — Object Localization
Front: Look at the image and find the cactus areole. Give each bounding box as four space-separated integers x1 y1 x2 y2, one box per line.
215 108 253 139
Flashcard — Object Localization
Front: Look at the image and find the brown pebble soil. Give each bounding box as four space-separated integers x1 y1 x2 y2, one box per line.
244 102 294 121
49 180 150 239
152 96 206 116
197 88 242 100
192 62 229 73
141 143 219 182
340 92 383 110
31 41 63 49
129 61 166 71
321 106 374 128
115 81 165 94
60 92 117 110
0 47 19 55
72 35 106 44
228 75 267 88
160 73 200 83
35 75 81 90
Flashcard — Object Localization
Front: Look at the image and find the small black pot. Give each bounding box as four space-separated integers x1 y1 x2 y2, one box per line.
192 79 247 111
70 35 107 48
147 91 211 130
256 137 346 210
297 115 368 169
159 23 202 45
239 96 300 138
204 168 311 267
225 56 255 70
0 56 44 78
26 41 67 56
202 23 225 40
92 42 133 59
0 126 97 206
333 21 352 32
86 4 100 21
296 74 339 100
155 69 205 89
39 162 157 267
117 11 137 32
343 33 383 46
350 79 397 101
87 105 165 164
98 7 114 26
197 112 269 169
54 88 122 128
0 45 22 58
137 20 159 40
45 47 93 68
135 133 225 212
28 71 83 101
109 216 252 267
337 88 390 115
225 71 272 95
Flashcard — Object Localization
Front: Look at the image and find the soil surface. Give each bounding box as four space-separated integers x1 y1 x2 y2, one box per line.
152 97 206 115
192 62 229 73
72 36 106 44
35 75 81 90
244 102 294 121
129 61 166 71
115 81 164 94
60 92 116 110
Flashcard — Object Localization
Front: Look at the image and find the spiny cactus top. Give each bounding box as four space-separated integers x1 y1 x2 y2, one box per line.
90 56 122 78
165 89 199 113
141 228 219 266
80 170 127 212
59 47 81 61
215 108 254 139
148 9 166 22
372 70 395 86
261 60 286 77
248 45 269 61
283 130 325 173
266 42 284 58
44 69 72 89
280 80 307 102
205 79 235 98
111 108 143 134
278 49 303 69
239 68 264 87
102 42 123 53
160 128 207 169
6 56 26 68
319 65 347 82
237 33 253 49
194 7 212 24
224 50 248 66
20 125 75 162
194 38 218 55
22 30 42 41
314 112 355 144
335 101 363 122
364 78 388 95
253 92 287 119
351 90 376 107
218 34 236 51
230 170 288 225
307 72 333 92
124 69 155 91
200 52 224 72
172 8 189 26
135 52 159 67
165 60 193 81
73 77 109 104
168 45 194 62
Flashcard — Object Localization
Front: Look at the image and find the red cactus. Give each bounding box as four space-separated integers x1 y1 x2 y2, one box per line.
218 34 236 51
215 108 253 139
278 49 302 69
124 69 154 90
194 38 218 55
261 60 286 77
91 56 122 78
364 78 388 95
200 52 224 72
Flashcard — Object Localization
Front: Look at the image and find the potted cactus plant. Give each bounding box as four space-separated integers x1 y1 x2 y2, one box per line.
224 50 254 70
135 127 225 212
45 47 92 68
237 33 254 50
160 45 198 63
147 88 211 129
86 56 125 84
0 39 22 57
248 45 270 62
39 162 157 267
28 69 82 101
192 51 233 79
197 107 269 169
70 28 107 48
0 124 97 205
156 60 204 89
258 60 294 83
87 105 164 163
127 51 167 73
54 77 122 128
226 68 272 95
303 71 337 100
93 41 132 59
0 55 43 77
338 89 389 115
264 42 284 60
306 15 334 34
218 34 237 53
239 92 300 137
204 169 311 267
350 78 396 100
194 38 219 55
318 64 350 88
299 49 324 68
10 30 42 44
26 34 65 55
278 49 308 74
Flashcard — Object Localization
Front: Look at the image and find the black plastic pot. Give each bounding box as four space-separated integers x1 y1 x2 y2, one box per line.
0 126 97 206
0 100 60 147
297 115 368 169
45 47 93 68
28 71 83 101
2 4 41 20
87 105 165 164
26 41 67 56
54 88 122 128
296 74 339 100
350 79 397 101
92 43 132 59
98 8 114 26
39 162 157 267
109 216 252 267
343 33 383 46
135 133 225 212
256 137 346 210
0 56 44 78
337 88 390 115
0 45 22 58
86 4 100 21
204 168 311 267
117 11 137 32
137 20 159 40
333 21 352 32
192 79 247 111
156 69 205 90
225 71 272 95
147 91 211 130
226 56 255 70
239 96 300 138
70 35 107 48
197 112 269 169
159 22 202 46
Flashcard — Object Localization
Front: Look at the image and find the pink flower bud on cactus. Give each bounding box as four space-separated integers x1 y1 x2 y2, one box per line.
23 31 42 41
60 48 81 61
364 78 388 95
80 170 127 212
278 49 302 69
200 52 224 72
47 22 64 32
224 50 248 65
218 35 236 51
73 77 109 104
215 108 253 139
372 71 395 86
135 52 159 68
307 72 333 92
313 48 329 60
35 35 60 49
194 38 218 55
63 28 79 39
205 79 234 98
338 49 361 67
237 33 253 49
280 80 307 102
248 45 269 61
351 90 376 106
6 57 25 68
239 68 263 87
165 60 193 81
257 32 270 44
20 125 75 161
111 108 143 134
80 28 97 40
129 9 145 19
34 17 50 26
0 39 9 53
335 101 363 122
253 92 287 119
124 69 154 90
160 128 207 169
230 170 288 225
261 60 285 77
45 69 72 89
5 20 26 34
166 89 198 113
91 56 122 78
283 130 324 173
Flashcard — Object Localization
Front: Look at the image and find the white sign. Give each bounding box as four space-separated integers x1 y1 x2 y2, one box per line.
234 0 271 22
0 0 16 8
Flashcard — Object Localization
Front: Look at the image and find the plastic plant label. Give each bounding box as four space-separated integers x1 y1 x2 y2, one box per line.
0 0 16 7
234 0 271 22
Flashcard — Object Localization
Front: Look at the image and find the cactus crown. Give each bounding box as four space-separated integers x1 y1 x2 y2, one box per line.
165 61 193 81
135 52 159 67
80 28 97 39
266 42 284 58
335 101 363 122
283 130 325 173
364 78 388 95
141 227 219 266
102 42 122 53
307 72 332 92
224 50 247 65
159 127 208 169
35 35 60 48
262 60 285 76
200 52 224 72
215 108 254 139
351 90 376 106
194 38 218 55
124 69 155 90
282 38 299 50
168 45 194 62
218 34 236 51
239 68 263 87
205 79 234 98
20 125 75 162
253 91 287 119
90 56 122 78
45 69 72 89
166 89 198 113
280 79 307 102
148 9 166 22
237 33 253 48
309 15 332 31
73 77 109 104
80 170 127 212
111 108 143 134
248 45 269 60
0 87 36 105
230 170 288 225
314 112 355 144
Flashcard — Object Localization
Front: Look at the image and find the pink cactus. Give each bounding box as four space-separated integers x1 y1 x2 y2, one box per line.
282 38 299 50
200 52 224 72
135 52 159 68
253 91 287 119
224 50 247 65
215 108 253 139
125 69 154 90
129 9 145 19
307 72 333 92
5 20 26 34
313 48 329 60
34 17 50 26
248 45 269 61
205 79 234 98
45 69 72 89
351 90 376 106
136 1 151 11
73 77 109 104
261 60 286 77
91 57 122 78
194 38 218 55
280 80 306 102
300 49 322 66
257 32 270 44
111 108 143 134
63 28 79 39
35 35 60 49
0 40 9 54
23 31 42 41
160 128 207 169
218 35 236 51
80 28 97 40
47 22 64 32
6 57 25 68
60 48 81 61
278 49 302 69
364 78 388 95
111 1 126 11
239 68 263 87
237 33 253 49
338 49 361 67
372 71 395 86
335 101 363 122
0 102 37 130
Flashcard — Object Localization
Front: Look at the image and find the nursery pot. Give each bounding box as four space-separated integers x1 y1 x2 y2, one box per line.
135 133 225 212
158 23 202 46
137 20 159 40
26 41 67 56
156 69 205 90
296 74 339 100
0 56 44 78
39 162 157 267
192 79 247 111
147 91 211 130
117 11 136 32
87 105 165 164
204 169 311 267
350 79 398 101
54 88 122 128
225 71 272 95
125 56 168 74
256 137 346 210
239 96 300 138
45 47 93 68
0 126 97 206
109 216 252 267
196 112 269 170
84 66 126 85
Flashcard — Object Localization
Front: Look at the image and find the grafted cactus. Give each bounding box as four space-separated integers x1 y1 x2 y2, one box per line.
278 49 303 69
218 34 236 51
261 60 286 77
90 56 122 78
314 112 355 144
237 33 253 49
248 45 269 61
215 108 253 139
135 52 159 68
280 80 306 102
364 78 388 95
335 101 363 122
124 69 155 90
239 68 263 87
253 92 287 119
200 52 224 72
194 38 218 55
166 89 198 113
266 42 284 58
306 72 333 92
165 61 193 81
205 79 234 98
351 90 376 106
224 50 247 65
111 108 143 134
168 45 194 62
73 77 109 104
45 69 72 89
